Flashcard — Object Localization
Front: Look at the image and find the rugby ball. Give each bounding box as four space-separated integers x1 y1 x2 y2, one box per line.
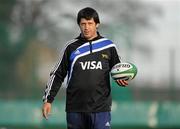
111 62 137 81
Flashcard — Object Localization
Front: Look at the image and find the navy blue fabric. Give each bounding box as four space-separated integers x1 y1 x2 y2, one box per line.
66 112 111 129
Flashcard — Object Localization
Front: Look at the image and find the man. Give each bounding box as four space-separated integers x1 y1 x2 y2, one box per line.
42 7 128 129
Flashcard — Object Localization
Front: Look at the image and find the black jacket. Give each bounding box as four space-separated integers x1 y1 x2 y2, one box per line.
43 33 120 112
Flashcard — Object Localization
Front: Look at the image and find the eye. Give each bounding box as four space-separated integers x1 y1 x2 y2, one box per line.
88 22 93 25
80 23 85 26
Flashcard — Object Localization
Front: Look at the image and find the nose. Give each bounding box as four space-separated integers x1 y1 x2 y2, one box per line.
84 24 88 30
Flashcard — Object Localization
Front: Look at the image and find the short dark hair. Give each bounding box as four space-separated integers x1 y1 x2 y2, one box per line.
77 7 100 25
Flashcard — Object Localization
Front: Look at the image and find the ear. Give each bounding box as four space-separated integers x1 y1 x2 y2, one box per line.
96 23 100 28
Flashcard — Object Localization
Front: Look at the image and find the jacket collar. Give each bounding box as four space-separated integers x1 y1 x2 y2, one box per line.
76 32 103 42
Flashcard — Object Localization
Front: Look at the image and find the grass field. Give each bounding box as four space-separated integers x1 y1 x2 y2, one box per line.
2 126 179 129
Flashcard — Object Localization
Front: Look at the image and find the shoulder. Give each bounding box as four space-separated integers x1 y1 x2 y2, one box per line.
98 36 114 44
103 37 118 47
99 37 120 54
64 38 79 49
96 37 116 48
57 38 79 56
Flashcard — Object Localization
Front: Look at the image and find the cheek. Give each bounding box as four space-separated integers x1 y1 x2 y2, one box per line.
80 27 85 33
92 26 97 33
80 26 84 30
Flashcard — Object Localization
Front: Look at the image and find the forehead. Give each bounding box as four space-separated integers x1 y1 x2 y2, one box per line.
80 18 96 23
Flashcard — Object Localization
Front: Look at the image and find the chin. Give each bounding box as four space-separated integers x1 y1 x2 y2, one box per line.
84 35 91 39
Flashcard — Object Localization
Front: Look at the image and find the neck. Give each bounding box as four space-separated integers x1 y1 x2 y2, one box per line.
81 32 99 41
87 34 98 41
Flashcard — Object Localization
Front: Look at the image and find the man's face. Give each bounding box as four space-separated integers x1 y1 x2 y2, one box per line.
79 18 99 40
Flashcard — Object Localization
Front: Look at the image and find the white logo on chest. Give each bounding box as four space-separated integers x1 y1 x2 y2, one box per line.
79 61 102 70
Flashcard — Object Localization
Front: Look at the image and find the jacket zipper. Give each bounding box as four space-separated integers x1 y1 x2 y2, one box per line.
89 41 92 53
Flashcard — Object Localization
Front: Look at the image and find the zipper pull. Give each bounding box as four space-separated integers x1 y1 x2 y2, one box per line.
89 41 92 53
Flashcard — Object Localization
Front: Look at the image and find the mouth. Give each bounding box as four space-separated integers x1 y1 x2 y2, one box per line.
84 32 89 35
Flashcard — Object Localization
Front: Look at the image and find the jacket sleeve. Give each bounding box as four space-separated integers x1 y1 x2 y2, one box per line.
109 45 121 69
43 46 70 103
